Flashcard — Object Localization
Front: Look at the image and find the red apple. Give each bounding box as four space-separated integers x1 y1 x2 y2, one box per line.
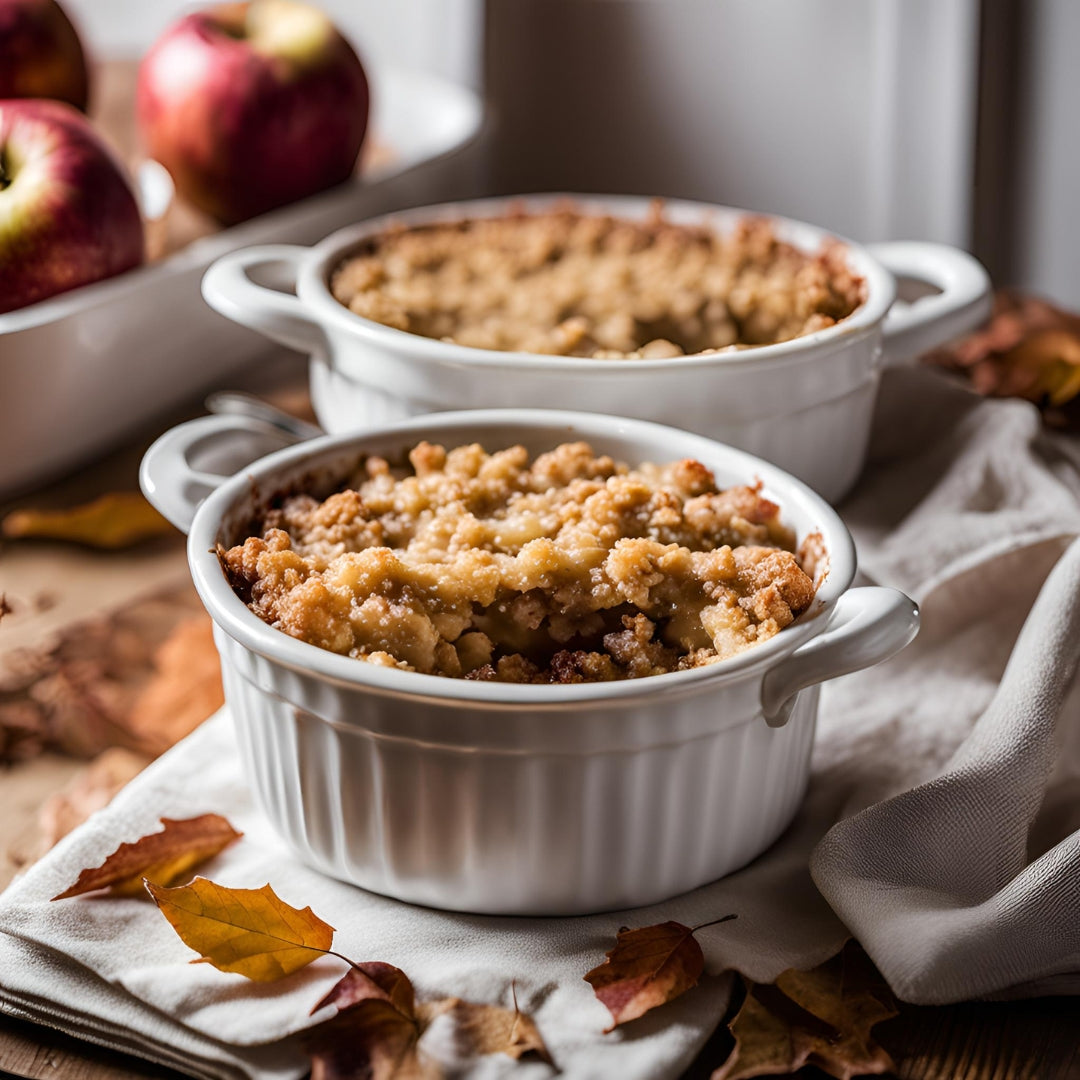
136 0 369 225
0 99 144 314
0 0 89 111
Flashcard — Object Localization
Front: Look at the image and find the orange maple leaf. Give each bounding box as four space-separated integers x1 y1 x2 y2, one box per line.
51 814 241 899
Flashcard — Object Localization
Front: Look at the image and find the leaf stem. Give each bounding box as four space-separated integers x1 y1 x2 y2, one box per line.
690 913 738 934
325 948 362 971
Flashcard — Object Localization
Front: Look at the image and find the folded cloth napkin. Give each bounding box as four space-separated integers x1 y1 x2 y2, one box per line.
2 366 1080 1080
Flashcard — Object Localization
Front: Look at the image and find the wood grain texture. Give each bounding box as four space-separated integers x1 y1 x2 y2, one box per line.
0 1016 185 1080
879 996 1080 1080
3 997 1080 1080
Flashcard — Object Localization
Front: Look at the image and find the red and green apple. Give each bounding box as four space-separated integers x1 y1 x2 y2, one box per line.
137 0 370 225
0 99 144 314
0 0 90 111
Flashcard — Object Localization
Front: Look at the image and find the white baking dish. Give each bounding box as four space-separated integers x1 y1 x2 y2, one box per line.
140 408 918 915
0 67 482 498
200 195 991 504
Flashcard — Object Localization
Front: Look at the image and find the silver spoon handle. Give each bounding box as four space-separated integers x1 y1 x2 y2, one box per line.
205 391 323 442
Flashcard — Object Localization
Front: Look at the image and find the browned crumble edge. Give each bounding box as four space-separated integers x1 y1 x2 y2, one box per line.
329 203 865 359
218 440 822 683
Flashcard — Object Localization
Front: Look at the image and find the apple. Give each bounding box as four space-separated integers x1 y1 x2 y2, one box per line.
0 0 89 111
0 99 144 314
136 0 369 225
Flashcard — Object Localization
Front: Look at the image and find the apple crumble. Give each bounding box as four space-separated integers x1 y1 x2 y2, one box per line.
330 207 864 358
219 441 818 683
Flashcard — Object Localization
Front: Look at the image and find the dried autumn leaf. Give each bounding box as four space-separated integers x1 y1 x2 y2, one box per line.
585 915 735 1030
126 616 223 754
146 877 335 981
52 814 241 899
1008 329 1080 406
38 746 150 852
715 943 897 1080
1 492 174 549
924 289 1080 419
307 963 436 1080
422 993 552 1064
0 584 208 765
308 968 550 1079
712 984 814 1080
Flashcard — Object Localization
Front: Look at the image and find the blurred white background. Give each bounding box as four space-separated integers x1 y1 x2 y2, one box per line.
65 0 1080 308
64 0 482 85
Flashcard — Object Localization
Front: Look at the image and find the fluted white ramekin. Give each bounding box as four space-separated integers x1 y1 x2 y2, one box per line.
141 410 918 914
200 194 991 502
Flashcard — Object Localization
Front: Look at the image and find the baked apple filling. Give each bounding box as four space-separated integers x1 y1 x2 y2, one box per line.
220 441 820 683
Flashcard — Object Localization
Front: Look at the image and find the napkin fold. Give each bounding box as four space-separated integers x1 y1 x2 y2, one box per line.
2 367 1080 1079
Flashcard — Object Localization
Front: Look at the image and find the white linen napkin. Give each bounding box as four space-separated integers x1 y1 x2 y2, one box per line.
2 366 1080 1079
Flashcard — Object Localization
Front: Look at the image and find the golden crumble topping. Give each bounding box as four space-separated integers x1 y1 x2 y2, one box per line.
219 441 818 683
330 207 864 359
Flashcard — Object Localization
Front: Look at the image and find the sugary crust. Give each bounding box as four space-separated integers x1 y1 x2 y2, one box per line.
330 206 865 358
220 441 817 683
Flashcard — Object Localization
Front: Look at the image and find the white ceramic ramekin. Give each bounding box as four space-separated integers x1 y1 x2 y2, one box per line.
200 194 991 503
141 409 918 915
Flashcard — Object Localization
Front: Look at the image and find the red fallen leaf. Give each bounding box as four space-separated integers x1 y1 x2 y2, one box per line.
715 942 897 1080
316 961 418 1019
308 967 552 1078
51 814 241 899
584 914 736 1030
307 963 435 1080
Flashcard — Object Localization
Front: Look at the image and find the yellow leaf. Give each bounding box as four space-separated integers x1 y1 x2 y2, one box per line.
146 877 335 981
52 814 240 900
2 492 174 549
1010 329 1080 407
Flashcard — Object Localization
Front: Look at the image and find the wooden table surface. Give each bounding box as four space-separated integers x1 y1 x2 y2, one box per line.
2 362 1080 1080
3 992 1080 1079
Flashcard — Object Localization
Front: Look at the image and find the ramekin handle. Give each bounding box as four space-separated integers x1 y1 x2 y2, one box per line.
140 414 300 534
867 241 992 365
760 587 919 727
202 244 326 354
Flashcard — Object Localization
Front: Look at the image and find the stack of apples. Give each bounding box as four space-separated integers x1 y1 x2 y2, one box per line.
0 0 368 315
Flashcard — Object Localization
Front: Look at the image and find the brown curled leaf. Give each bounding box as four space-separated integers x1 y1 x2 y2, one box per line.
585 915 736 1030
308 969 551 1078
924 289 1080 419
421 988 552 1064
1 492 174 549
51 813 241 899
715 943 897 1080
38 747 151 853
146 877 335 981
125 615 223 754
